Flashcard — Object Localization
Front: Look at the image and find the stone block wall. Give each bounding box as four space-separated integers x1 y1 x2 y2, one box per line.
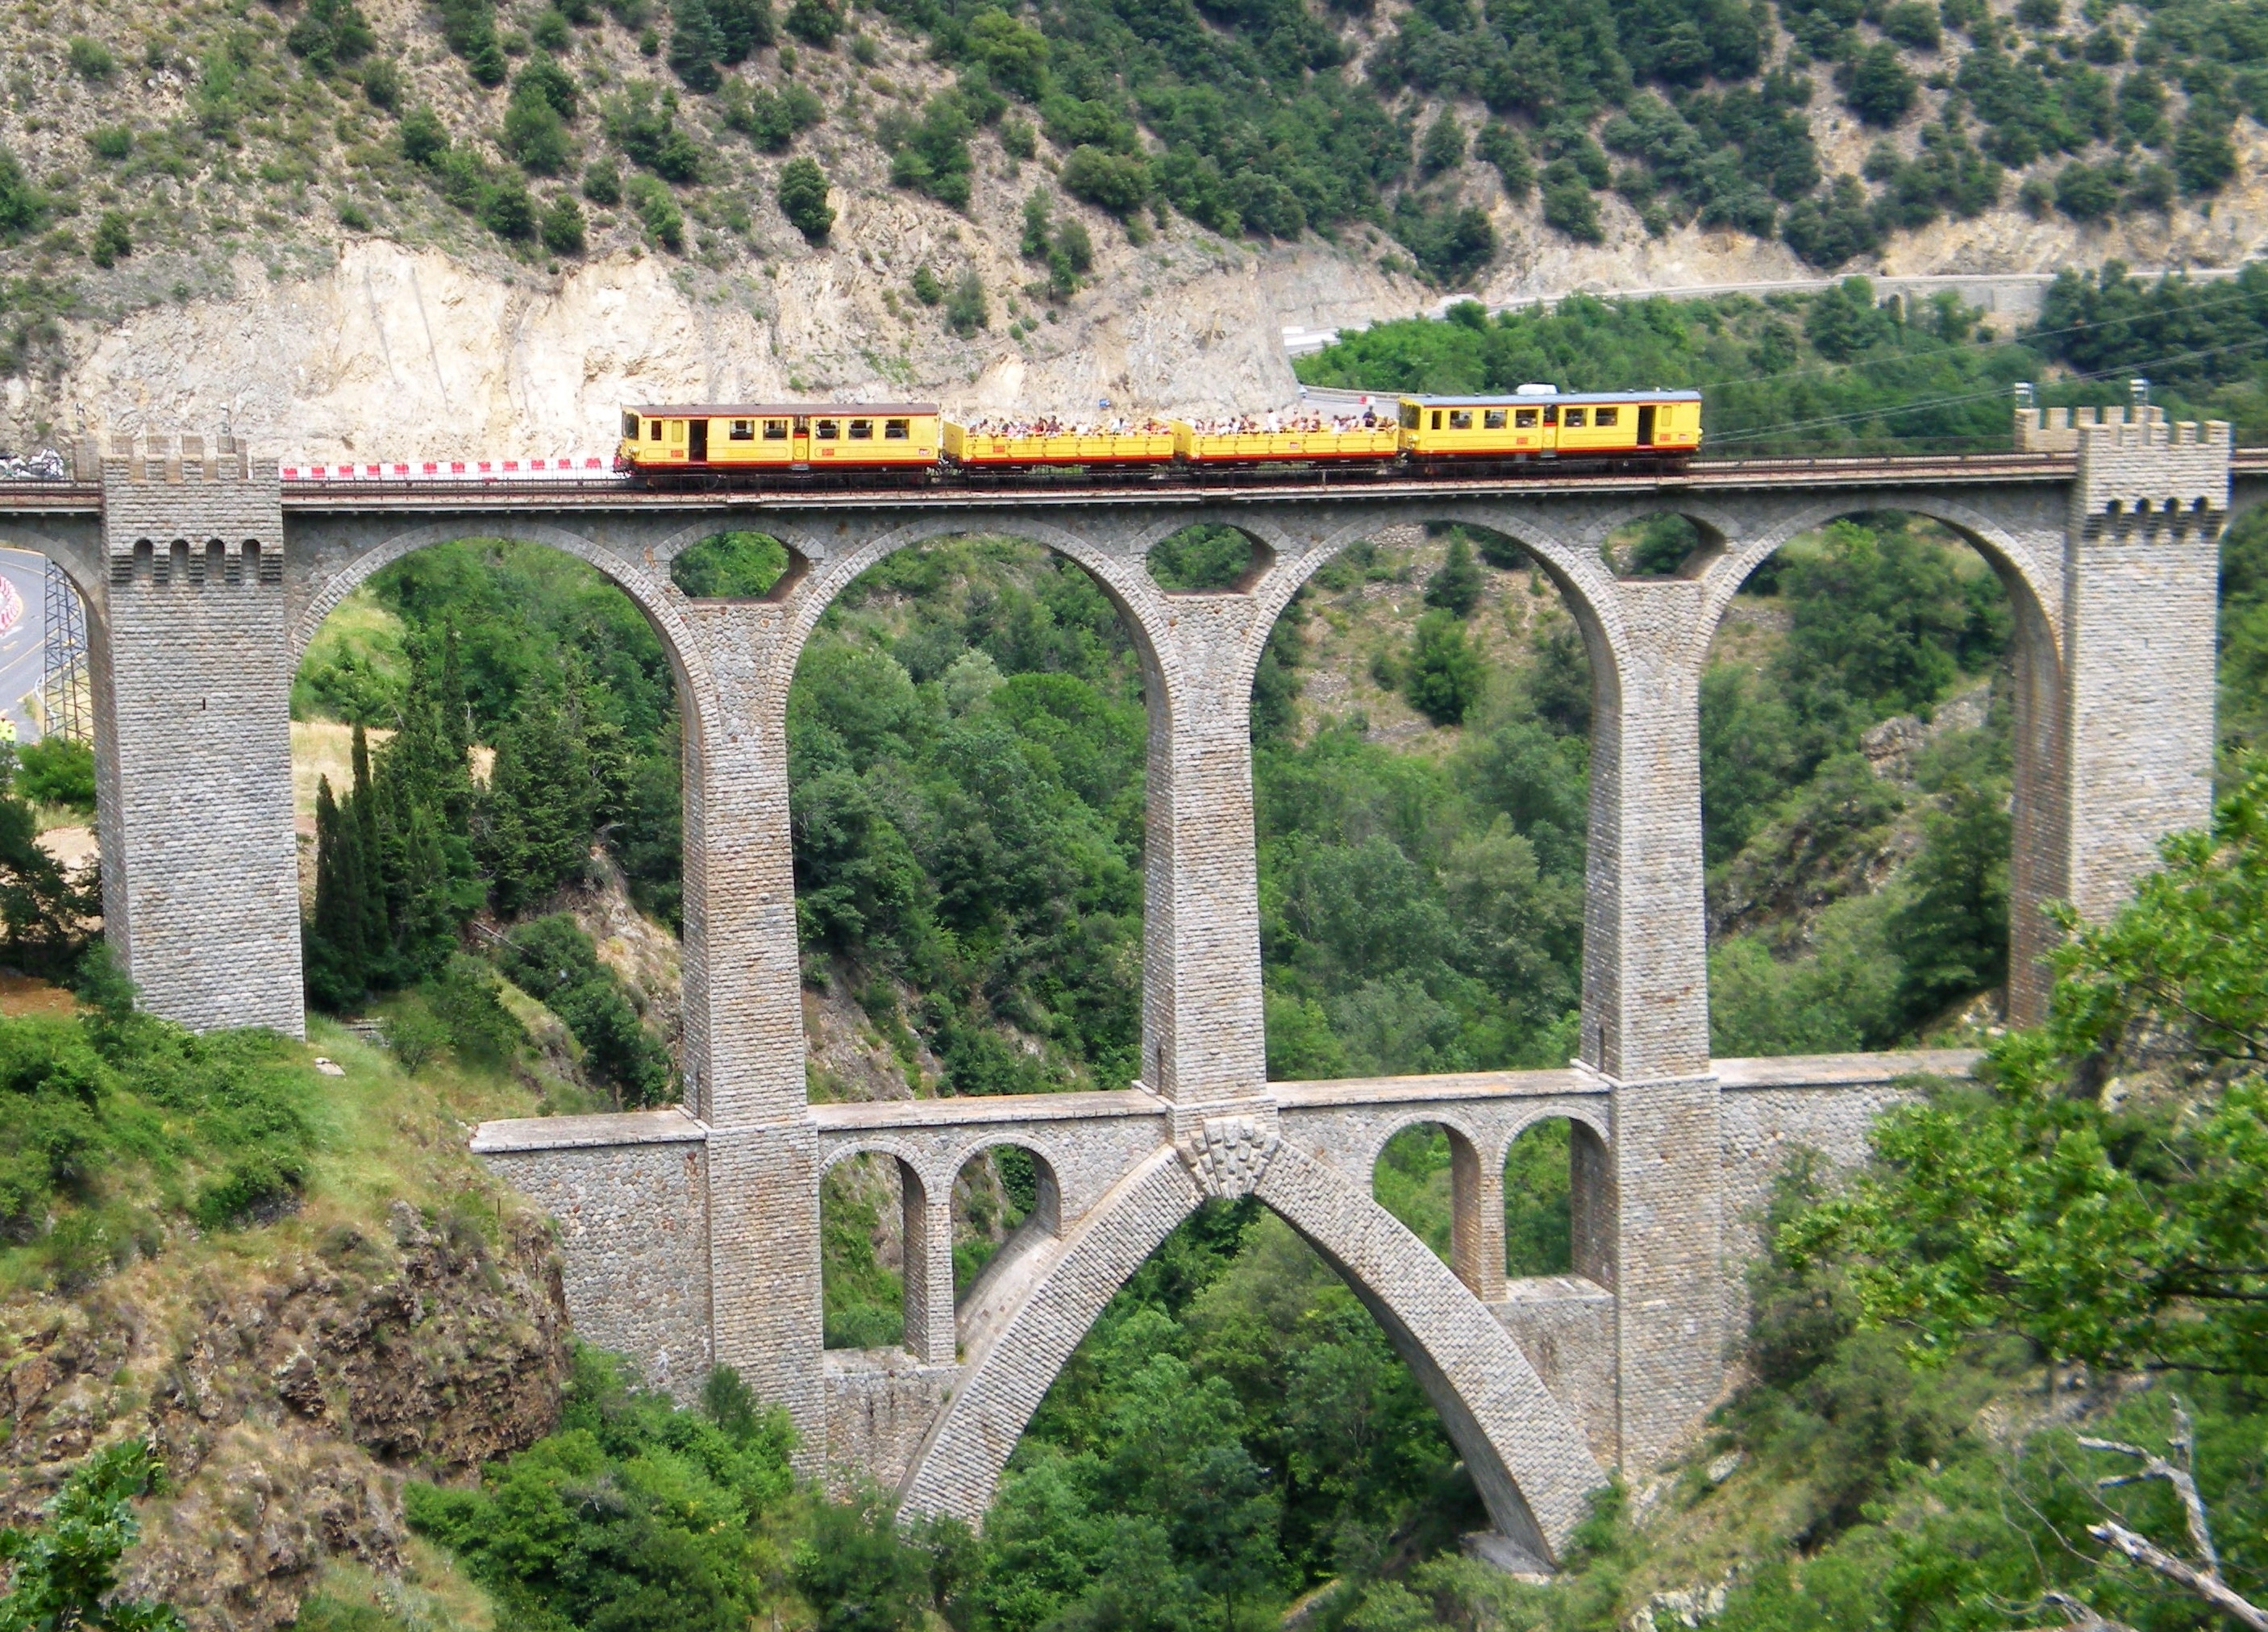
2015 403 2165 452
472 1110 714 1398
98 438 302 1035
2060 419 2225 925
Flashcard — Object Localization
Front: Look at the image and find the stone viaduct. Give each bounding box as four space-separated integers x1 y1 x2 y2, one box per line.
0 406 2242 1567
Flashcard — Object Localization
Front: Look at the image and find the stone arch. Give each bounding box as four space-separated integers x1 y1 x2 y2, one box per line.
1699 493 2061 666
944 1135 1064 1235
0 525 106 610
820 1136 943 1193
290 520 718 731
897 1144 1603 1564
1358 1106 1496 1179
1581 499 1746 581
1693 494 2064 1027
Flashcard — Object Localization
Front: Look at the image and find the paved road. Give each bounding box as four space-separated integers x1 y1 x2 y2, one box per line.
0 549 44 743
1280 260 2268 356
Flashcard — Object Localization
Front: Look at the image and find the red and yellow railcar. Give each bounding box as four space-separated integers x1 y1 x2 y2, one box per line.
1397 389 1703 460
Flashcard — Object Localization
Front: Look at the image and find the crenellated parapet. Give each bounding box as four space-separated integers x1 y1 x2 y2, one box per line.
2014 401 2164 452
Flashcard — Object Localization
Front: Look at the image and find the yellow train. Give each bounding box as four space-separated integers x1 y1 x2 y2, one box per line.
617 387 1702 484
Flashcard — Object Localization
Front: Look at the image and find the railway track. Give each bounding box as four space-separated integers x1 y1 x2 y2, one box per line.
1 448 2260 516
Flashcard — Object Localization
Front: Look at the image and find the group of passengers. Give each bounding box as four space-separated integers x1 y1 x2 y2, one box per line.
963 415 1173 439
1184 408 1385 435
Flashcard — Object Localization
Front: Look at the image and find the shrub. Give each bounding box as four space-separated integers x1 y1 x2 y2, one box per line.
606 83 703 181
583 159 622 204
626 174 685 248
945 269 987 335
882 94 975 208
722 79 823 149
2053 159 2117 221
2174 106 2236 194
776 155 834 239
514 56 581 118
784 0 841 45
1404 610 1484 725
714 0 775 59
910 264 942 304
440 0 510 83
541 193 587 252
16 739 94 814
501 90 572 173
65 36 114 81
668 0 726 91
531 6 574 50
1475 119 1533 200
86 127 133 162
381 998 450 1072
337 198 373 230
0 151 49 245
1878 1 1940 48
361 57 402 110
1419 109 1464 176
88 212 131 269
1000 116 1036 160
1840 44 1917 126
1060 144 1150 216
286 0 377 73
499 916 673 1105
401 106 451 167
1539 160 1602 243
481 177 537 238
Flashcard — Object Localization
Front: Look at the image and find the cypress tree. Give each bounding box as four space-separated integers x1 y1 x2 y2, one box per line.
438 624 474 827
668 0 725 92
309 776 368 1007
1425 531 1484 618
485 689 593 912
350 723 390 971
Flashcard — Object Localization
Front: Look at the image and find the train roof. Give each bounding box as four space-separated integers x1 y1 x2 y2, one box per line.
1399 390 1704 405
626 402 942 417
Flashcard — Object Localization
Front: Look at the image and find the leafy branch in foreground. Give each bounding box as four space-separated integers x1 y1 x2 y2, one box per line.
1778 760 2268 1378
0 1439 181 1632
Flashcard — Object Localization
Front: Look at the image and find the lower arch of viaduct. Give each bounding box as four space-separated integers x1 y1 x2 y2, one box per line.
12 420 2228 1564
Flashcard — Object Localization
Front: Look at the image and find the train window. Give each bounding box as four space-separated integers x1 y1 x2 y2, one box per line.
1515 409 1538 428
729 419 755 440
816 418 840 439
1484 409 1507 429
622 413 639 439
848 418 874 439
1563 408 1586 427
1431 411 1442 430
884 418 910 439
1595 407 1618 427
650 421 664 442
1449 410 1473 430
764 419 789 439
1400 402 1420 429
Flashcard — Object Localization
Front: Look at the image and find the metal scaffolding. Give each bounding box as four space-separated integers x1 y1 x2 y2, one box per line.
40 557 89 743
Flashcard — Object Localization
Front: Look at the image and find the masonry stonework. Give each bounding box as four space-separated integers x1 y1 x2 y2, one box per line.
13 420 2220 1568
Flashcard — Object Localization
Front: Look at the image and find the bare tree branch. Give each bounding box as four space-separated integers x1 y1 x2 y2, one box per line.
2087 1522 2268 1630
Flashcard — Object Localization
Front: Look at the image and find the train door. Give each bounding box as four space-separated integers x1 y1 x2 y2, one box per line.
1636 405 1655 447
689 418 710 462
792 416 812 462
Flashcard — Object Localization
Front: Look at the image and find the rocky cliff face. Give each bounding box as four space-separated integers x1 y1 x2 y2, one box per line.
0 1199 570 1630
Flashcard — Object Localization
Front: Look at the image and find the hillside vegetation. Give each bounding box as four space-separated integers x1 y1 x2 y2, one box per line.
1 0 2267 413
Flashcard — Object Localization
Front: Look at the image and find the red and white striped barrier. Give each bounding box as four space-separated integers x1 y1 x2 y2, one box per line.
277 456 622 482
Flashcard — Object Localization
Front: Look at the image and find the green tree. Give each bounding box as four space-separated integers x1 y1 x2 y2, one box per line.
791 1497 930 1632
1841 44 1917 126
1783 760 2268 1379
483 689 595 912
784 0 841 45
88 213 131 269
713 0 774 59
776 156 834 239
945 269 988 335
668 0 726 91
306 776 368 1009
541 193 588 253
1422 531 1481 618
400 106 450 166
1404 611 1483 726
1418 109 1464 176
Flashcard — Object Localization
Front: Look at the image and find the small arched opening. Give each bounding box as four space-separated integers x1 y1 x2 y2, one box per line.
1146 523 1271 593
820 1149 913 1352
670 530 799 599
